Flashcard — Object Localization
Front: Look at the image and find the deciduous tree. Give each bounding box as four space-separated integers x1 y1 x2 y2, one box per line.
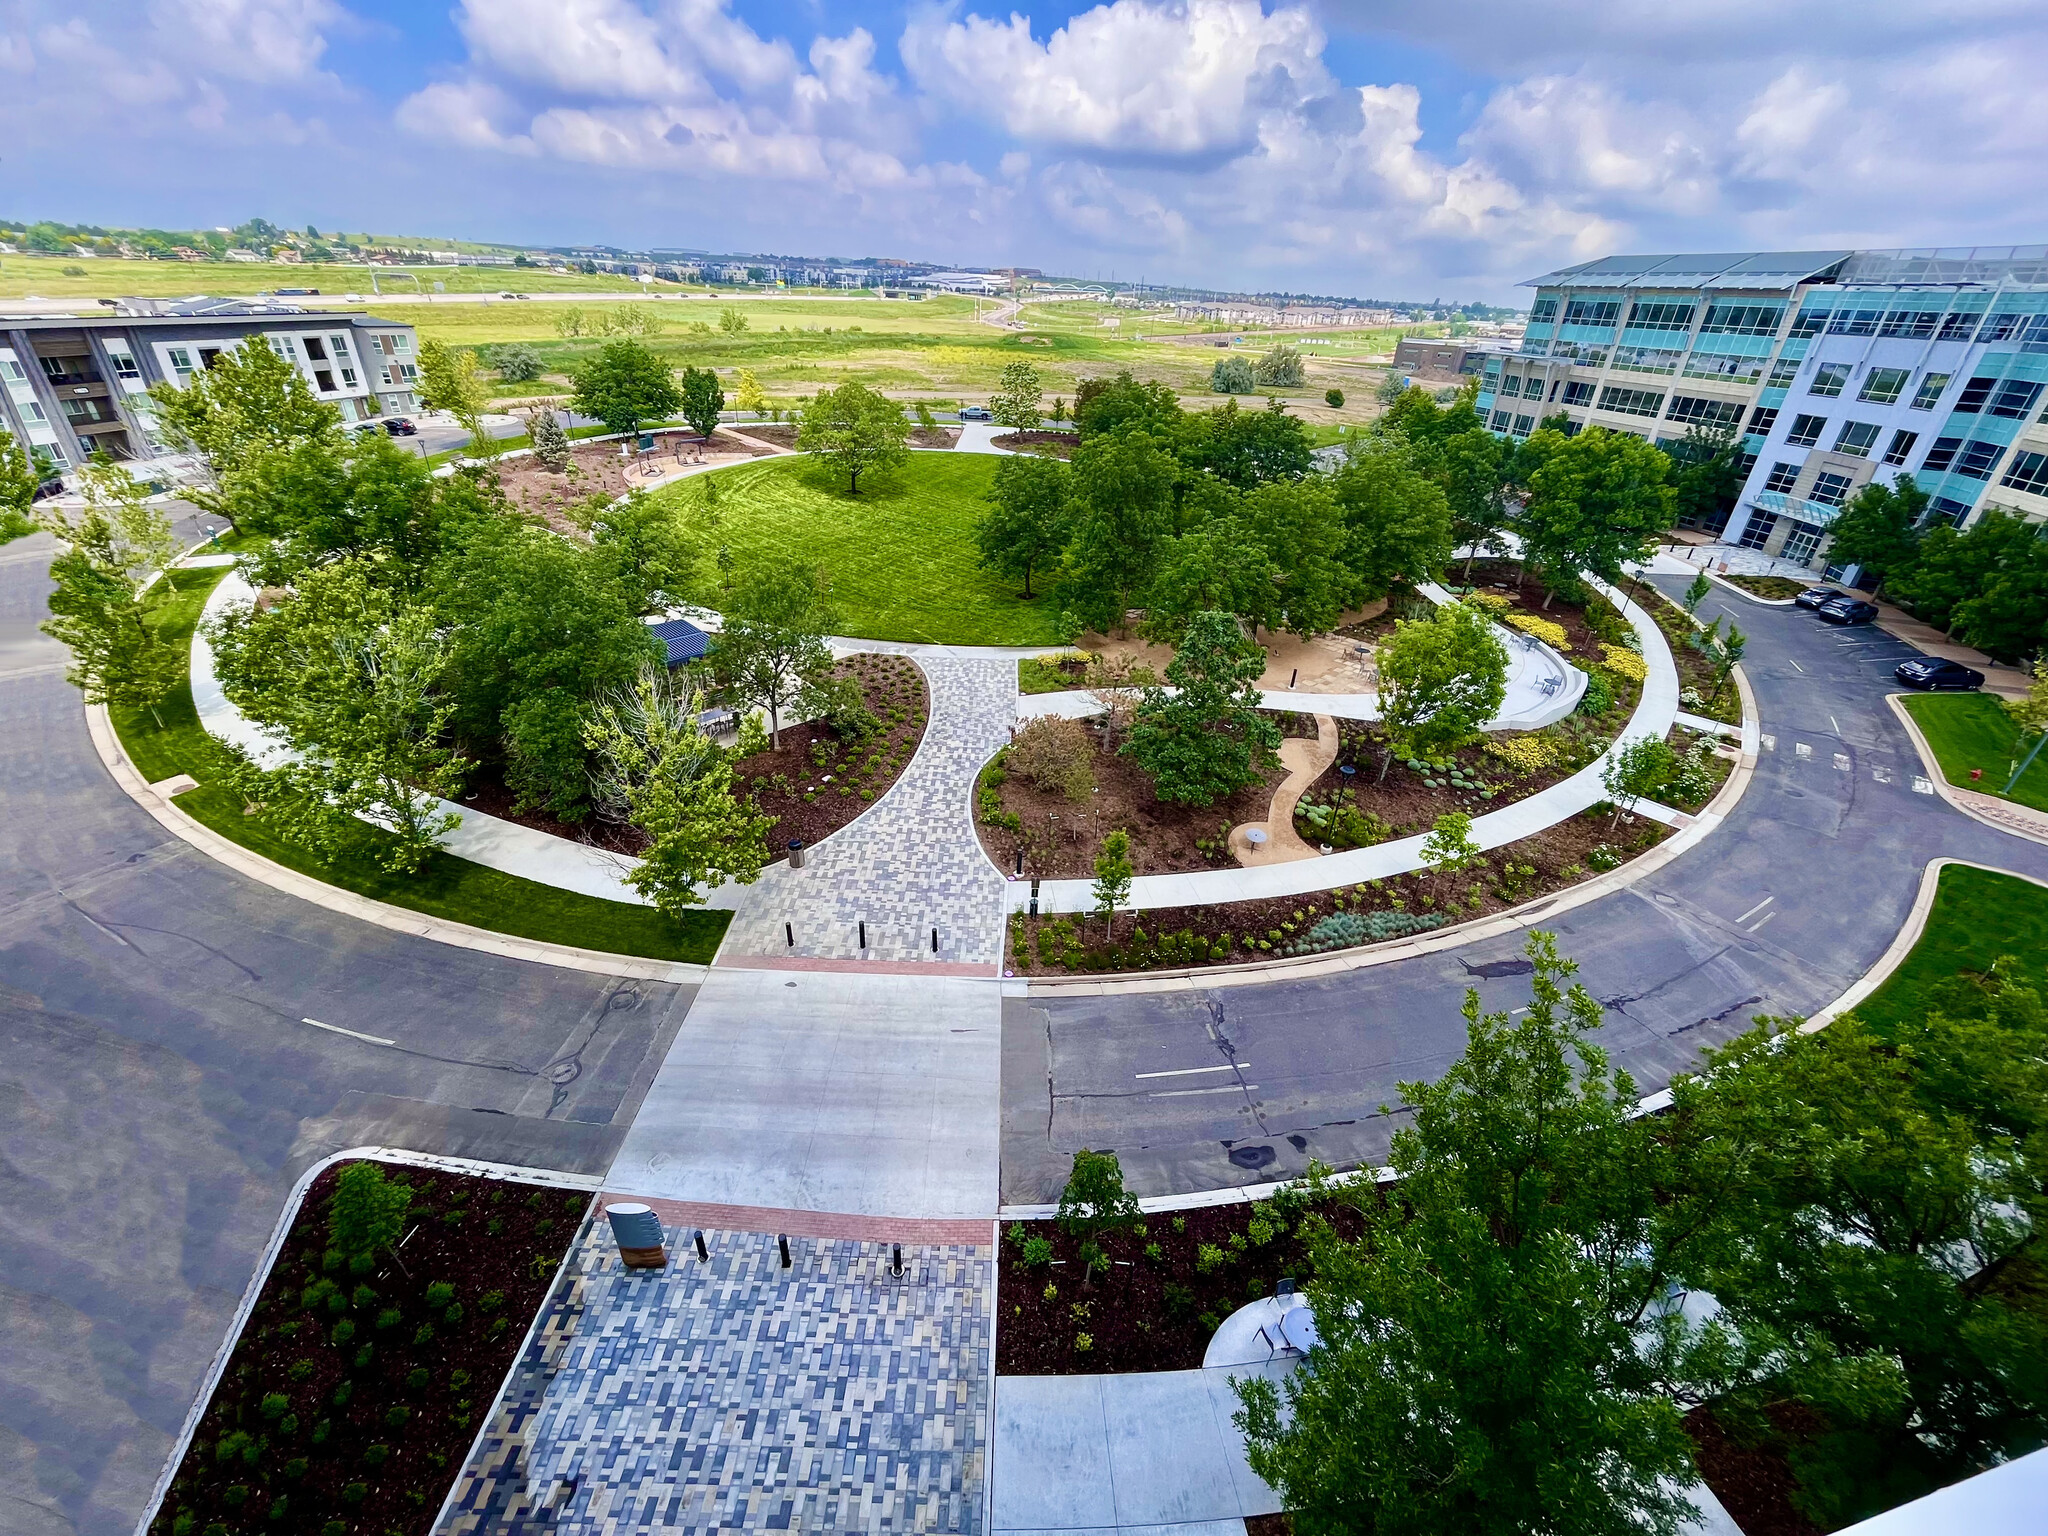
1377 598 1508 760
418 338 498 458
1825 474 1926 599
146 335 340 524
1057 430 1176 632
796 379 910 493
1329 441 1455 599
572 339 683 438
977 454 1072 599
989 360 1045 430
679 365 725 440
1518 427 1675 605
1123 609 1280 805
713 564 835 746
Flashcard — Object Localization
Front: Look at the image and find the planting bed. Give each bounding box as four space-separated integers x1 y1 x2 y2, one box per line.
1651 599 1744 727
996 1194 1369 1374
492 430 769 527
1006 809 1670 975
732 652 930 850
1720 574 1812 601
151 1160 588 1536
991 429 1079 458
727 423 960 450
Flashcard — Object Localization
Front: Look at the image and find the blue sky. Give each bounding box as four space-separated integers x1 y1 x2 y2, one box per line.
4 1 2045 302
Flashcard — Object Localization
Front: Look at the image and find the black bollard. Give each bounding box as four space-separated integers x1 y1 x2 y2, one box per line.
693 1230 709 1263
779 1234 791 1269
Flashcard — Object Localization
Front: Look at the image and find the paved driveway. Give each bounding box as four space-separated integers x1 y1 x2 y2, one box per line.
0 529 698 1536
1001 577 2048 1202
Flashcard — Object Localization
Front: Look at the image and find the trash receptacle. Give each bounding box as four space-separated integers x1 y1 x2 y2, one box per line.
605 1202 667 1269
788 840 806 869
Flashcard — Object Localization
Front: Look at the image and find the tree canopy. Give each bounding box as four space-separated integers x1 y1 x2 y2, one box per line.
1122 609 1280 805
796 379 910 493
571 339 682 438
1377 598 1509 757
977 453 1072 599
1518 426 1675 600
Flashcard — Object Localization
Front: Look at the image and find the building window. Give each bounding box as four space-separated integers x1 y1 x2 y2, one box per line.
1883 430 1918 466
394 361 417 382
1990 380 2045 419
1765 461 1800 493
1610 346 1683 373
303 336 328 362
339 366 359 389
166 347 194 375
1498 375 1521 399
1858 367 1911 404
1529 298 1558 323
20 399 48 423
1512 414 1535 436
1596 386 1664 417
1826 309 1883 336
1490 409 1512 431
1627 300 1695 331
1789 307 1828 338
1911 373 1950 410
1738 513 1779 550
1809 363 1851 398
314 369 336 392
1665 395 1744 428
0 356 25 383
1953 376 1998 412
1700 302 1783 336
1955 440 2005 480
1562 380 1593 406
1563 299 1621 326
391 334 412 355
1684 350 1766 384
1936 311 1982 342
1980 311 2027 342
1748 406 1780 437
1767 356 1801 388
1832 421 1881 458
1786 414 1826 447
328 334 351 358
1783 523 1824 563
2002 450 2048 497
104 346 142 382
1930 496 1973 526
1809 471 1856 506
1923 437 1963 472
1878 310 1942 340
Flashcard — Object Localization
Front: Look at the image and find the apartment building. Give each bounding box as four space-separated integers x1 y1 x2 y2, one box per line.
1482 246 2048 572
0 302 419 472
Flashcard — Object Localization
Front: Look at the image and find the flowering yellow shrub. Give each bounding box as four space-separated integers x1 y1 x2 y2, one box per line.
1463 591 1513 613
1599 644 1647 683
1505 612 1572 651
1484 734 1562 776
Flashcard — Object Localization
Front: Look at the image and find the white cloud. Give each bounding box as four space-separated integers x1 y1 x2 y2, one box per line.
146 0 343 83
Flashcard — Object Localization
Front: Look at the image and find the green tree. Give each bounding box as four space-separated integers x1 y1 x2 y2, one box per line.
576 488 706 615
1889 512 2044 636
796 380 910 494
37 505 184 727
224 431 461 586
1057 430 1176 633
479 342 543 382
713 564 835 746
1091 828 1133 940
1417 428 1511 580
1123 610 1281 806
525 406 572 471
583 665 770 913
977 454 1072 599
989 360 1045 430
1519 427 1675 605
1057 1148 1142 1250
1146 514 1281 641
1377 600 1508 760
417 338 497 459
1246 477 1351 638
1600 734 1678 825
1681 571 1711 616
1211 355 1256 394
1825 474 1926 598
1 425 40 541
1686 615 1746 705
147 335 340 523
1252 343 1305 387
327 1163 412 1270
1330 441 1456 599
1325 388 1345 408
1189 397 1315 489
733 368 767 417
208 559 469 872
1237 932 1703 1536
679 365 725 439
1946 521 2048 661
572 339 682 438
718 306 749 335
1420 810 1480 880
1668 424 1746 530
1073 370 1182 439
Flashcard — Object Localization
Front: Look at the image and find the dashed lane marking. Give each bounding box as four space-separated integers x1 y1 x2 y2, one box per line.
1874 765 1891 783
1795 742 1812 759
302 1017 397 1047
1148 1084 1259 1098
1912 776 1935 795
1834 753 1851 771
1761 734 1776 751
1747 911 1778 934
1135 1063 1244 1079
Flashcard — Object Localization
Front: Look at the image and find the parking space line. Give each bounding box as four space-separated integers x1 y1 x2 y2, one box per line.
1747 911 1777 934
1135 1063 1243 1079
302 1017 397 1047
1735 895 1774 925
1148 1084 1258 1098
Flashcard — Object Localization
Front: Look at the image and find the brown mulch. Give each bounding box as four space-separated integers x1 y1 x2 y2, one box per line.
1683 1405 1827 1536
732 423 798 448
1293 720 1601 839
151 1161 590 1536
461 772 650 856
492 429 769 529
1243 1517 1293 1536
1007 809 1669 975
718 423 959 450
732 653 929 853
996 1197 1371 1375
992 430 1079 458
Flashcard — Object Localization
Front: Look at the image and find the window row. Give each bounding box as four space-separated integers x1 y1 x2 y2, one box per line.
1923 438 2008 480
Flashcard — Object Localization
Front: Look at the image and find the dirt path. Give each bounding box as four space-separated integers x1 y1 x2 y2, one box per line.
1229 713 1339 865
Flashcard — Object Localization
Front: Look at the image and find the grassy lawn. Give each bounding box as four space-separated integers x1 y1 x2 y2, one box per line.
1857 864 2048 1030
667 452 1066 646
1898 691 2048 811
111 566 725 963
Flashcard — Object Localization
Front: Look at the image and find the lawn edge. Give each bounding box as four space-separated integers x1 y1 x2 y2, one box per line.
1887 692 2048 848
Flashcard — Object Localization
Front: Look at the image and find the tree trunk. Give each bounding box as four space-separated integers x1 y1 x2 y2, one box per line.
1378 746 1394 783
1540 587 1555 611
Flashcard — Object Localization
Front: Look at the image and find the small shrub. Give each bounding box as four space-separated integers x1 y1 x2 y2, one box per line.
365 1444 390 1467
341 1483 368 1506
1172 1216 1187 1234
1074 1333 1094 1353
1021 1236 1054 1268
406 1367 430 1392
223 1486 249 1507
332 1381 353 1407
478 1289 504 1313
268 1495 289 1522
1504 612 1571 651
386 1405 411 1428
260 1391 290 1420
1145 1242 1165 1263
1009 715 1097 802
330 1318 355 1347
1246 1212 1278 1246
288 1358 314 1382
1163 1281 1196 1314
376 1306 402 1330
413 1323 436 1345
1195 1243 1227 1274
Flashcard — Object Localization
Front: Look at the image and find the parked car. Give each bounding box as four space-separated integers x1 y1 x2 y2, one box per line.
32 474 64 502
381 418 418 437
1894 657 1985 691
1817 597 1880 625
958 405 993 422
1795 586 1846 610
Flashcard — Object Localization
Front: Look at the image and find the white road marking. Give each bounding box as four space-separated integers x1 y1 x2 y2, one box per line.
1830 715 1841 733
1761 734 1776 751
1873 765 1891 783
302 1017 397 1047
1136 1063 1245 1079
1795 742 1812 758
1834 753 1851 771
1735 895 1774 925
1747 911 1777 934
1789 659 1806 673
1148 1084 1258 1098
1912 776 1934 794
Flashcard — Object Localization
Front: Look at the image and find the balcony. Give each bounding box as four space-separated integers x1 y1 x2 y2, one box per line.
1750 488 1844 528
39 362 103 388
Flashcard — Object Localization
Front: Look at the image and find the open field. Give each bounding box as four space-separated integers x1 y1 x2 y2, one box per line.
661 451 1065 645
0 251 666 297
1899 690 2048 811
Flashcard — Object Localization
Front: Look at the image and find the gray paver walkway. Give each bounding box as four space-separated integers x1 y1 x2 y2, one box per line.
721 656 1017 967
442 1221 992 1536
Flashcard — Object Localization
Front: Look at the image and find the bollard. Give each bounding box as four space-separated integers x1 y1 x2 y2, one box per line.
1029 879 1040 918
605 1203 668 1269
779 1234 792 1269
931 927 939 954
785 922 794 949
891 1244 904 1277
788 839 806 869
858 920 867 950
1289 668 1297 688
694 1229 709 1263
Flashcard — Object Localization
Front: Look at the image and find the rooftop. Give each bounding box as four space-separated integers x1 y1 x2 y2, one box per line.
1526 244 2048 293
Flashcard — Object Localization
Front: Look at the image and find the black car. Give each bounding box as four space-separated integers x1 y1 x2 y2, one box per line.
1817 597 1880 625
1795 586 1846 610
381 418 418 437
1895 657 1985 691
32 473 64 502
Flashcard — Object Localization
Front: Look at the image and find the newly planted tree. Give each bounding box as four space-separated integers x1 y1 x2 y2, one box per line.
713 564 835 746
1123 610 1281 806
1092 828 1133 941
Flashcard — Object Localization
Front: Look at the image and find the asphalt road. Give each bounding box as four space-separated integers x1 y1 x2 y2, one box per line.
1001 578 2048 1203
0 525 697 1536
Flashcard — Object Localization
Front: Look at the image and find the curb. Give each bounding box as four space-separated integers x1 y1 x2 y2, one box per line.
134 1148 600 1536
1886 693 2048 849
86 702 710 984
1702 571 1800 606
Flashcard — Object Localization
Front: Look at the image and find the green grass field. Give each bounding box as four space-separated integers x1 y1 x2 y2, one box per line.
1857 864 2048 1029
112 565 725 962
1899 691 2048 811
669 451 1065 646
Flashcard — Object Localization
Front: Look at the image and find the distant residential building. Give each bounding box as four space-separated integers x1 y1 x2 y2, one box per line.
1486 246 2048 570
222 249 261 262
0 303 420 472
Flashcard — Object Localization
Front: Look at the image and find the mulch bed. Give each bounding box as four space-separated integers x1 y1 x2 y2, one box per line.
151 1160 589 1536
992 430 1079 458
1291 719 1603 841
721 423 958 450
461 772 650 856
996 1197 1371 1375
1006 808 1669 975
732 653 929 852
1683 1404 1827 1536
492 429 769 528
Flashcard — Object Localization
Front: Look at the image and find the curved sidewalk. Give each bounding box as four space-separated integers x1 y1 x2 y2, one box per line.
1014 574 1680 914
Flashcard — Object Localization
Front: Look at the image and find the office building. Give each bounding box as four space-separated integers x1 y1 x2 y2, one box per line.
1393 336 1518 384
0 301 420 473
1484 247 2048 572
